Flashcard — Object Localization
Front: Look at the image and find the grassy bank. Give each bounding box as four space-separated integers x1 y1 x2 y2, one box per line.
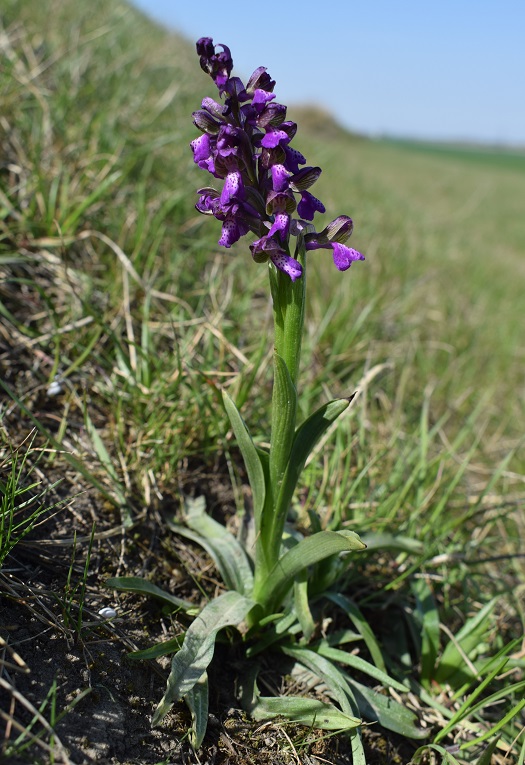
1 1 524 763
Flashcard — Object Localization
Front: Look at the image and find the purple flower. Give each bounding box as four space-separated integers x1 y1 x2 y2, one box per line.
191 39 364 279
196 38 233 92
297 191 325 221
250 236 303 282
305 216 365 271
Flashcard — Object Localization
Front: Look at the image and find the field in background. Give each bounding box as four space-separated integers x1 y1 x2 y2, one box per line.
385 138 525 172
1 0 524 763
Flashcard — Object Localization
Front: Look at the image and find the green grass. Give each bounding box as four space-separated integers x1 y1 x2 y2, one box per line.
1 0 525 762
384 137 525 172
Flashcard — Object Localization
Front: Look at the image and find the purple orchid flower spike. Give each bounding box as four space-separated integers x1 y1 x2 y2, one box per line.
191 38 365 279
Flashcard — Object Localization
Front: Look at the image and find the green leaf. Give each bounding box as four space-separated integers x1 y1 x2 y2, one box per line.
250 695 360 731
435 599 496 684
315 642 409 694
281 646 366 765
350 732 367 765
105 576 198 614
472 736 500 765
223 390 266 528
286 645 368 763
361 532 424 554
271 398 352 543
294 575 315 642
168 495 254 596
245 611 300 658
282 645 359 717
347 678 427 739
269 353 297 500
412 743 462 765
411 577 440 686
434 640 520 744
152 590 254 726
325 592 386 673
256 530 365 612
185 672 209 749
284 643 412 757
242 644 360 733
127 636 183 660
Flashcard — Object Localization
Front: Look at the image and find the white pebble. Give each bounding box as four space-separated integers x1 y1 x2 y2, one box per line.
46 380 63 396
98 607 117 619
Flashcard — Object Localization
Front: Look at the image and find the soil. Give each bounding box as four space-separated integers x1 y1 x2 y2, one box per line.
0 452 417 765
0 311 415 765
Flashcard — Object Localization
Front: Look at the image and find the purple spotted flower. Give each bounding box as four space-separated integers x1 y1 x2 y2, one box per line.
191 38 364 281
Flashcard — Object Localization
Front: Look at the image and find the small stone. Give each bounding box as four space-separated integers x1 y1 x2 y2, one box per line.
98 607 117 619
46 380 63 396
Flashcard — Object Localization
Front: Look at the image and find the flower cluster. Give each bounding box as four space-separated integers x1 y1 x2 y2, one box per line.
191 38 364 281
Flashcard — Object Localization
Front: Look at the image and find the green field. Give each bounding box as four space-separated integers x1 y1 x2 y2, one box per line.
1 1 524 763
385 138 525 172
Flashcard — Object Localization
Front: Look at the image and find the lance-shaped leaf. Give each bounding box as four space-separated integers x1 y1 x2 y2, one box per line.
361 532 424 554
185 671 209 749
267 397 353 556
250 695 360 731
434 599 496 685
283 645 359 717
127 636 183 660
167 495 254 595
283 645 366 762
105 576 198 614
325 592 386 672
241 663 359 732
256 530 365 612
152 590 254 726
269 353 297 501
346 677 427 739
241 664 361 731
315 642 409 693
294 574 315 642
412 743 462 765
411 577 440 687
223 390 266 528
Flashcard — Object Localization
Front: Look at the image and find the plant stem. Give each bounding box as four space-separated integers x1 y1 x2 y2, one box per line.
268 251 306 389
253 246 306 603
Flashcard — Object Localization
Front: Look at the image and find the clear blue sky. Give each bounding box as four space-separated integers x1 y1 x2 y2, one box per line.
129 0 524 146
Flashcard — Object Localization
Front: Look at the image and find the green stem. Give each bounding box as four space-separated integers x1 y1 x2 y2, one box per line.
268 251 306 388
253 245 306 602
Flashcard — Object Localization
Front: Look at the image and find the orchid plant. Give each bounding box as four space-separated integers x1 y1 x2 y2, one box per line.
108 39 426 755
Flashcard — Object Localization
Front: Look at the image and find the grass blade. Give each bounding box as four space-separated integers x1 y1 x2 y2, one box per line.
325 592 386 672
315 642 409 693
105 575 198 614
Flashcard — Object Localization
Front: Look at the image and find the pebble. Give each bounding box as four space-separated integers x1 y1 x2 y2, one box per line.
98 607 117 619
